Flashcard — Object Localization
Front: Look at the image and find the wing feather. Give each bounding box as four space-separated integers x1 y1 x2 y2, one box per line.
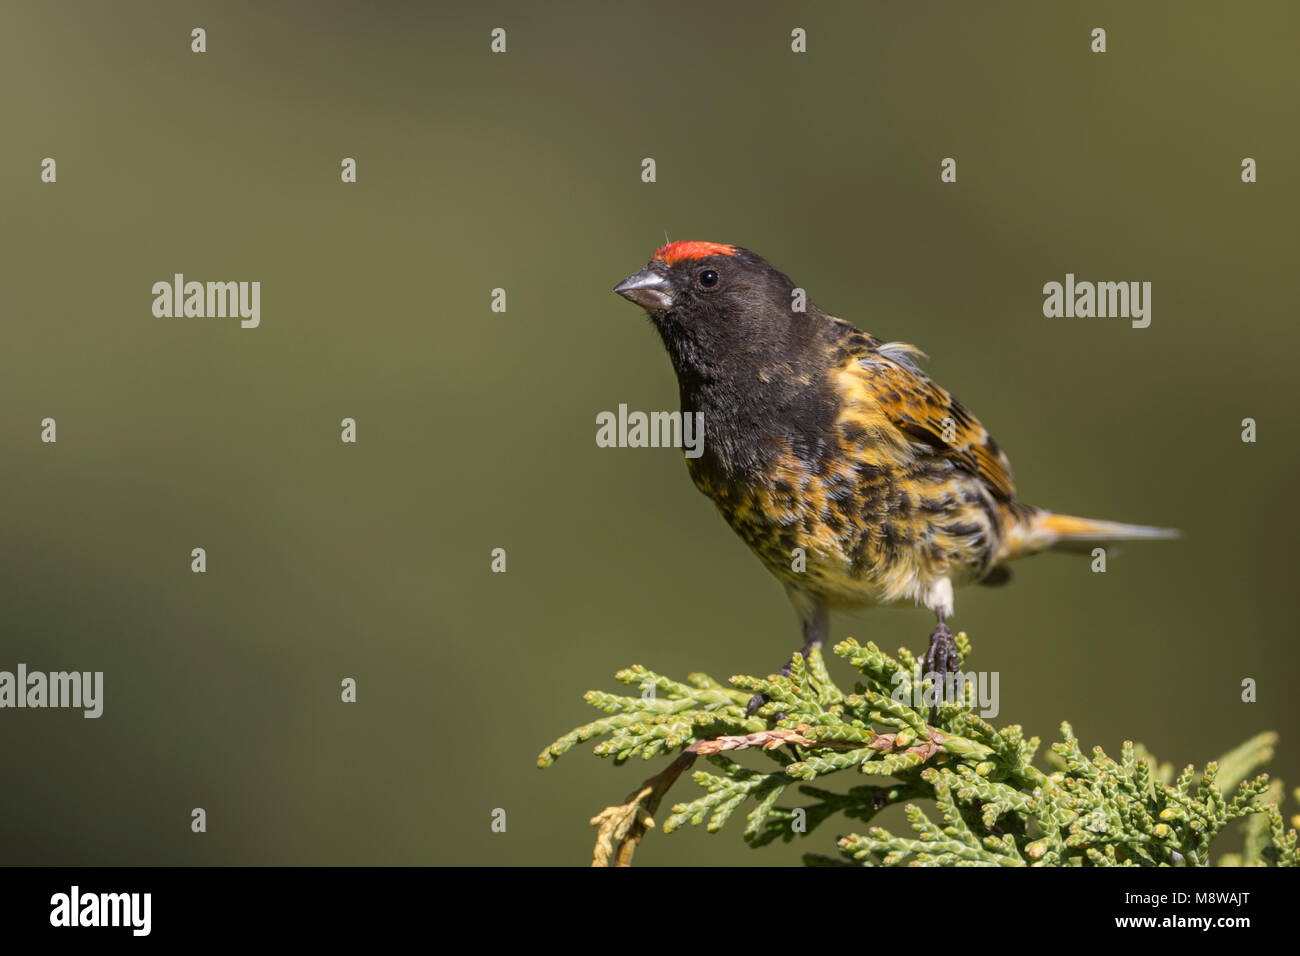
832 326 1016 501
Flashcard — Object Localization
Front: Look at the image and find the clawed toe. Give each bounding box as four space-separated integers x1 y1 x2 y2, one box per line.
922 621 959 723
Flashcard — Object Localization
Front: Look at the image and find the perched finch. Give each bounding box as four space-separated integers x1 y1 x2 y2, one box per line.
614 241 1177 718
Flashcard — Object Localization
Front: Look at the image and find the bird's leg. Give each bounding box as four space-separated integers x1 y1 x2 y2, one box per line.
922 614 959 724
746 600 829 717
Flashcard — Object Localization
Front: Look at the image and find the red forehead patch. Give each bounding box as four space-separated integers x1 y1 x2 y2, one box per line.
653 240 737 264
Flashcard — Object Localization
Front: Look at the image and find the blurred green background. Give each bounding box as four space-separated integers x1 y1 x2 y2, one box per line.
1 1 1296 866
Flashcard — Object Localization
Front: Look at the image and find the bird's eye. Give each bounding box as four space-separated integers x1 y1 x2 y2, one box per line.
698 269 719 288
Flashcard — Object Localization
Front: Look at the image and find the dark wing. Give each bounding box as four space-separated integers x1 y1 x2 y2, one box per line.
832 326 1017 502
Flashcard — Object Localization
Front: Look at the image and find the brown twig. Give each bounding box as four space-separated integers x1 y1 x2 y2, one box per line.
589 751 697 867
589 723 947 865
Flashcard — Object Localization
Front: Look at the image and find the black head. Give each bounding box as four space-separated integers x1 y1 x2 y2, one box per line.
613 241 816 384
614 242 844 482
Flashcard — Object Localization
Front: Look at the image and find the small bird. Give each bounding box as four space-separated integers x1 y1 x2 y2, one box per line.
614 241 1177 718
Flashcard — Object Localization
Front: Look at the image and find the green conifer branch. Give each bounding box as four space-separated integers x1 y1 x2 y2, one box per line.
539 634 1296 867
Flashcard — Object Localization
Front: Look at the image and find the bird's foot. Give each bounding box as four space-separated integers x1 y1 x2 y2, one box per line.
922 621 959 724
747 629 824 718
745 643 819 718
746 658 795 718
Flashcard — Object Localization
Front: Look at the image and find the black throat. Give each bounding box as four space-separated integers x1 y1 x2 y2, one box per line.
652 310 842 489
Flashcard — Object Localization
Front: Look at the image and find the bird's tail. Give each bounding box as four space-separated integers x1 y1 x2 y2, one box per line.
997 507 1180 561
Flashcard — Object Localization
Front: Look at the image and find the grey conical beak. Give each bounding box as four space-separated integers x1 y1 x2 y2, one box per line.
614 268 674 312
